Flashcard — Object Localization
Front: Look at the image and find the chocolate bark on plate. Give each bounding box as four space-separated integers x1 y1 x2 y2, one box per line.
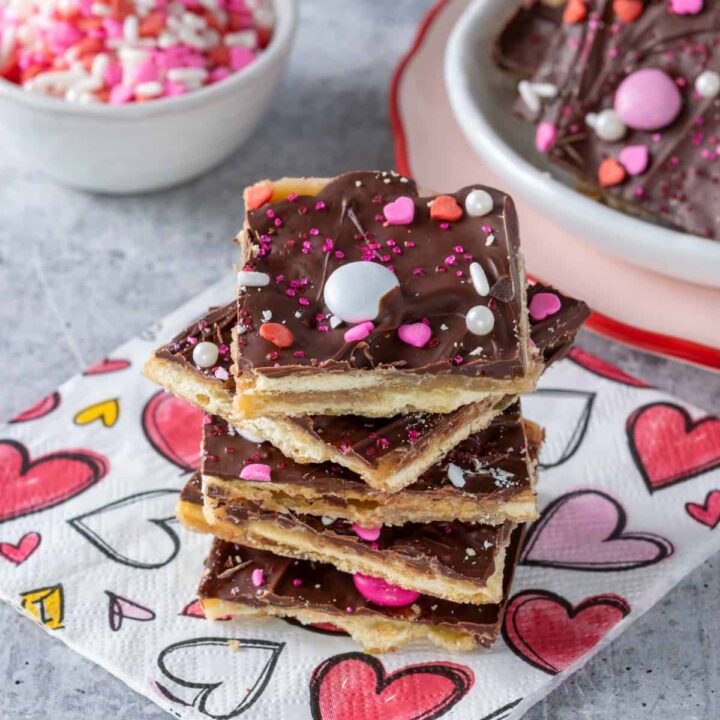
200 405 541 526
500 0 720 240
232 171 536 418
198 528 525 653
144 284 586 488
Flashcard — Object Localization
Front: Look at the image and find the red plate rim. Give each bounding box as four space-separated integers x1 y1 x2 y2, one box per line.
389 0 720 372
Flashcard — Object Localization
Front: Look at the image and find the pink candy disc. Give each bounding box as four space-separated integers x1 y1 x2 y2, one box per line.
535 122 557 153
529 292 562 321
614 68 682 131
351 524 382 542
343 321 374 343
352 574 420 607
239 463 272 482
383 196 415 225
670 0 703 14
398 322 431 348
618 145 649 176
251 569 265 587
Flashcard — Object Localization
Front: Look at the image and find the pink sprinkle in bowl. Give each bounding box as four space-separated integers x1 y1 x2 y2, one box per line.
0 0 295 194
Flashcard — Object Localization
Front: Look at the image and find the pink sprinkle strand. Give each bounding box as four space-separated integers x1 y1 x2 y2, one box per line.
343 321 374 343
351 524 382 542
535 122 557 153
239 463 273 482
3 0 274 105
251 569 265 588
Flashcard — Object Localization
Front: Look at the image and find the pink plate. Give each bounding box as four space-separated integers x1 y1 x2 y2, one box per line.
390 0 720 371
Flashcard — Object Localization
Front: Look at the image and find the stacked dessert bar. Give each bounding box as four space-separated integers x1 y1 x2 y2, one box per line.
145 171 588 653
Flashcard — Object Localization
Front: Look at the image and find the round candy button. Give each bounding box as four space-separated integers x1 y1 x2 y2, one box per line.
352 573 420 607
323 262 399 324
192 341 219 368
614 68 682 131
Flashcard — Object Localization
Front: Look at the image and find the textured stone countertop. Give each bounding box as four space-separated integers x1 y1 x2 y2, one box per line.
0 1 718 718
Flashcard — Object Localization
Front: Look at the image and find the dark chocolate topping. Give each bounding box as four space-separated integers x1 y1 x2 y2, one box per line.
202 404 532 502
180 473 203 505
237 171 529 378
500 0 720 240
198 526 525 635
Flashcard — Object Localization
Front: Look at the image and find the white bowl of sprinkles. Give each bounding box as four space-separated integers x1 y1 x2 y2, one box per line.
0 0 295 193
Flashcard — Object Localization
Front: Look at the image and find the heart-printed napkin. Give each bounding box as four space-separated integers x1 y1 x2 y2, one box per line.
1 274 719 720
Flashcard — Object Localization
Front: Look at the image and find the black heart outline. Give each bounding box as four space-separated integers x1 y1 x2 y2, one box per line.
523 388 595 469
157 636 284 719
479 698 523 720
627 401 720 493
0 439 109 524
106 591 156 631
521 489 674 572
68 490 180 569
309 651 474 720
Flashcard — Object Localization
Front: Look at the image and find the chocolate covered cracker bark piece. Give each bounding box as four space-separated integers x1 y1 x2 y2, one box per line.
201 404 541 525
198 529 525 653
233 171 535 417
501 0 720 240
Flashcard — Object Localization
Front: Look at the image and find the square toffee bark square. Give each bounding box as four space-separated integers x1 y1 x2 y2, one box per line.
233 171 536 417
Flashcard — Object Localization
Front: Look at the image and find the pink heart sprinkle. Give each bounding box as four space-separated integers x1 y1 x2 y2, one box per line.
383 196 415 225
535 122 557 153
398 322 431 348
251 568 265 587
343 321 374 343
239 463 272 482
618 145 649 176
351 524 382 542
670 0 703 14
529 292 562 321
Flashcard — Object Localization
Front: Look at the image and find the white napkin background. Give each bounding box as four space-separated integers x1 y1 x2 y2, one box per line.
0 274 718 720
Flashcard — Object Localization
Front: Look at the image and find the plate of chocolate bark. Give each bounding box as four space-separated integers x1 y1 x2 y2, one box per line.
445 0 720 288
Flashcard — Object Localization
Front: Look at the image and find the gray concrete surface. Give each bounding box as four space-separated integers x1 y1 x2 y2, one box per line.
1 1 718 718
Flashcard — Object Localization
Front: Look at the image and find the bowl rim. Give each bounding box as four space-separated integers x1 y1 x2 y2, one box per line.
445 0 720 290
0 0 296 119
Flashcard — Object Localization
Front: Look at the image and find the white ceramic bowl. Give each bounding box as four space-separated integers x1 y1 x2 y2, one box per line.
446 0 720 289
0 0 295 194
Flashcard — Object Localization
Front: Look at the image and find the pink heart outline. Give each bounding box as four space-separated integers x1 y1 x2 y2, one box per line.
522 489 673 571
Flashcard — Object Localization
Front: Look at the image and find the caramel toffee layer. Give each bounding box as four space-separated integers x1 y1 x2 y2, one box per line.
237 171 528 379
202 403 533 503
498 0 720 240
199 527 524 637
156 283 586 466
218 499 513 585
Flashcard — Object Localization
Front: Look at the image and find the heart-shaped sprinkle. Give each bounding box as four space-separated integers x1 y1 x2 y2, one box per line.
383 196 415 225
430 195 463 222
535 122 557 153
343 321 374 343
239 463 272 482
529 292 562 321
259 322 294 348
351 524 382 542
598 157 627 187
613 0 643 21
563 0 588 23
245 181 273 211
670 0 703 14
398 322 432 348
619 145 649 176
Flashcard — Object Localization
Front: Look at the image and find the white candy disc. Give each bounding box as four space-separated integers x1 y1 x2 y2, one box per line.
589 109 626 142
323 262 399 323
235 426 264 444
237 270 270 288
192 341 219 368
465 305 495 336
696 70 720 99
469 262 489 297
464 189 494 217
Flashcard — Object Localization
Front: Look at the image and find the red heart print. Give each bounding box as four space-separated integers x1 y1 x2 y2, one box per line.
568 347 650 388
503 590 630 675
83 358 131 376
9 392 61 424
310 652 473 720
0 532 41 565
142 391 203 471
0 440 109 523
627 402 720 492
686 490 720 529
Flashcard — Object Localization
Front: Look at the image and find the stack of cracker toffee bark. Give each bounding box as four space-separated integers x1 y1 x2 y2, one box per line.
145 171 589 653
